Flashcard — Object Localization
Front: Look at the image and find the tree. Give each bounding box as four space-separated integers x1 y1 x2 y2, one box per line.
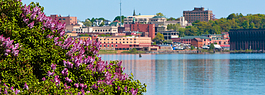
191 45 195 50
167 23 181 31
250 22 256 29
242 20 250 29
133 9 136 16
113 16 126 23
210 43 215 50
227 13 236 20
163 40 173 44
153 32 164 44
178 28 185 37
0 0 146 94
167 17 175 21
83 19 92 27
99 22 105 26
156 12 164 16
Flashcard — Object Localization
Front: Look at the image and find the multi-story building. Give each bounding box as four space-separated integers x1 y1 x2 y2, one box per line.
229 29 265 50
90 26 118 33
50 15 77 25
177 32 229 47
130 22 155 39
124 15 156 24
97 36 152 50
183 7 213 23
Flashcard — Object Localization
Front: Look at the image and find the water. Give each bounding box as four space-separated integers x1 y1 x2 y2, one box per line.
100 53 265 95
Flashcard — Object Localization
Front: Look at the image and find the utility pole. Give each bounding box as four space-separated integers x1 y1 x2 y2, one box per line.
120 0 122 26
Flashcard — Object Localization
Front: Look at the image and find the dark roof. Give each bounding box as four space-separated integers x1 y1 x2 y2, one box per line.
181 36 210 39
193 38 202 42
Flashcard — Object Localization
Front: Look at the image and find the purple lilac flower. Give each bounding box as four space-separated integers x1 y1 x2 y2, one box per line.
74 83 79 88
15 89 20 95
30 13 36 20
47 71 54 77
13 50 19 56
124 86 127 92
42 77 46 81
91 84 98 89
131 88 138 95
4 88 8 94
117 86 120 90
24 82 29 90
28 21 34 29
4 83 8 88
61 68 68 76
65 77 72 83
51 63 56 70
23 18 29 24
10 86 14 91
80 83 84 89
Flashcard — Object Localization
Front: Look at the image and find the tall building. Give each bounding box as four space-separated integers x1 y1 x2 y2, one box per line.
130 22 155 39
183 7 213 23
50 15 77 25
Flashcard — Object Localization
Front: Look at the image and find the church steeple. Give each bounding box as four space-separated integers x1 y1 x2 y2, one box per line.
133 9 136 16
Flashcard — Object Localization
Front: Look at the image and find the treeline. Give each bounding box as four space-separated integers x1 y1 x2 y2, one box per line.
169 13 265 37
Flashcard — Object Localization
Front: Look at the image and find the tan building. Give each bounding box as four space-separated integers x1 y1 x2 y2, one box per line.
183 7 213 23
124 15 156 24
97 36 152 50
91 26 118 33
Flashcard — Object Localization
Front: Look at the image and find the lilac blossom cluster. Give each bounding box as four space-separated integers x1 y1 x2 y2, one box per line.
3 2 140 95
0 81 30 95
0 35 20 57
21 4 65 37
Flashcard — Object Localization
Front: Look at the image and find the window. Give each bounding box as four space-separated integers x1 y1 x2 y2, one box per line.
104 45 106 47
107 45 109 47
70 19 72 20
100 45 102 47
111 45 113 47
59 18 61 20
116 45 118 47
63 18 65 20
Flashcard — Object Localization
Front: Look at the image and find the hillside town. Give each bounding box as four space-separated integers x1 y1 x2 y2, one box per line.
57 7 230 53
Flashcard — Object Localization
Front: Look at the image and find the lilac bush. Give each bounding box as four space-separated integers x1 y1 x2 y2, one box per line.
0 0 146 94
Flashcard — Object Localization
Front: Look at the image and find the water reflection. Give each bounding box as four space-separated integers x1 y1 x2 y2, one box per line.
100 54 265 95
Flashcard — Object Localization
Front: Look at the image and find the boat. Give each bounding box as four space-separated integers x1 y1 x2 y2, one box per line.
139 54 142 57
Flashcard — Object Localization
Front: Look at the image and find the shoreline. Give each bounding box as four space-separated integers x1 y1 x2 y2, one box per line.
99 50 265 54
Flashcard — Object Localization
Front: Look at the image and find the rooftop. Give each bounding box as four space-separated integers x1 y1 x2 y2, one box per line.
181 36 210 39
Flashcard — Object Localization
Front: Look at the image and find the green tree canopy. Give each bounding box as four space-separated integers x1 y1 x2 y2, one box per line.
153 32 164 44
113 16 126 23
180 13 265 36
156 12 164 16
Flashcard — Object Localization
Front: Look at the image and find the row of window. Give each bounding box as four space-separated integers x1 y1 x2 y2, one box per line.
184 12 209 14
100 38 136 40
100 44 118 47
59 18 73 20
102 42 136 44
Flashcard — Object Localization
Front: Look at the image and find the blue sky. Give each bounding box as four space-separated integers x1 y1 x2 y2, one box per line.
22 0 265 21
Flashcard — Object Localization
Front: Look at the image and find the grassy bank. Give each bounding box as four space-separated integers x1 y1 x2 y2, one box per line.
98 50 117 54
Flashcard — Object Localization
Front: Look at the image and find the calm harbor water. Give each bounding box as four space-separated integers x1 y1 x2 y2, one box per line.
100 53 265 95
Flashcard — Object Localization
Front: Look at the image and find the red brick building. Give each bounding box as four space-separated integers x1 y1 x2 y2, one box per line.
191 38 203 47
130 22 155 39
50 15 77 25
